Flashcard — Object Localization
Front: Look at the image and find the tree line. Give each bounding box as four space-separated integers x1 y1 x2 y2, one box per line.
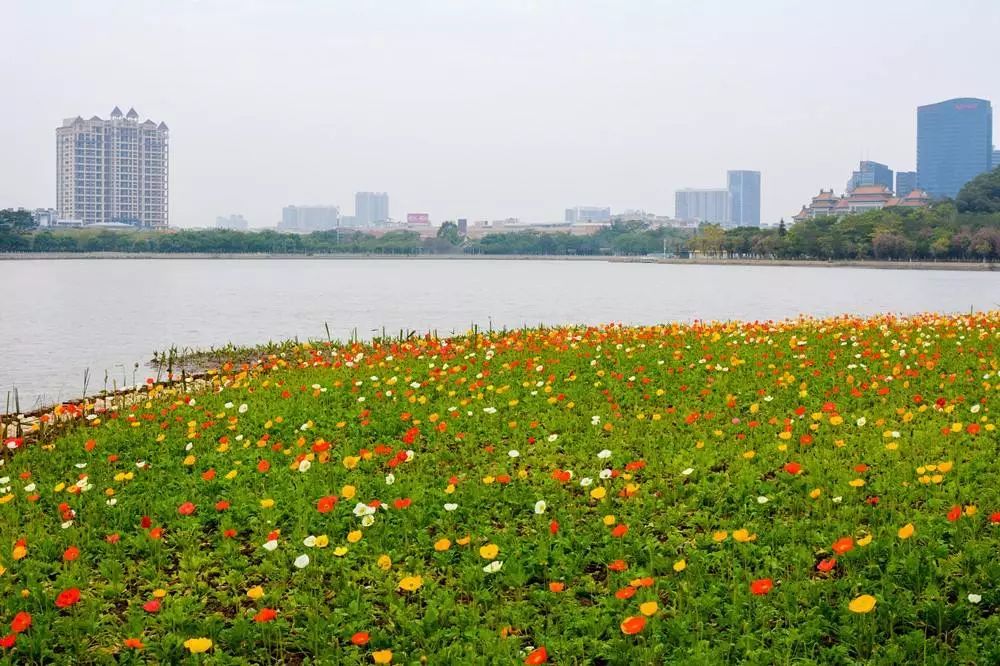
3 167 1000 260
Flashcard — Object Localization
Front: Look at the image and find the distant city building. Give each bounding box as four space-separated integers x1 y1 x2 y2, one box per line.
56 107 169 227
564 206 611 224
727 170 761 227
355 192 389 226
31 208 58 227
895 171 918 196
846 161 893 194
339 215 357 228
993 148 1000 170
457 218 468 236
216 214 249 230
675 188 730 224
917 97 993 198
279 205 339 232
793 185 930 222
406 213 430 224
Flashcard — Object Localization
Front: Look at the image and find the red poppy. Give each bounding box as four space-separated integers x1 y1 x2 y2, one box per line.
750 578 773 595
831 537 854 555
140 515 152 529
257 459 271 473
106 533 120 544
215 500 230 511
524 646 548 664
0 634 16 649
201 468 216 481
142 599 161 613
991 511 1000 524
148 527 163 540
608 559 628 572
316 496 338 513
853 464 869 473
223 529 237 539
947 505 962 522
548 582 565 593
631 577 654 588
549 520 559 535
124 638 145 650
783 462 802 475
63 546 80 562
496 474 512 484
817 557 837 573
393 498 412 510
610 524 629 538
55 588 81 608
615 586 637 600
620 615 647 635
350 631 370 646
10 612 31 634
177 502 196 516
254 608 277 623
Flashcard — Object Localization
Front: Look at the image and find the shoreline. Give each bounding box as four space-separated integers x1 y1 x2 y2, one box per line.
0 251 998 271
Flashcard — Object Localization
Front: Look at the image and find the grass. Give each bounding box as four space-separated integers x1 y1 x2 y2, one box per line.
2 312 1000 664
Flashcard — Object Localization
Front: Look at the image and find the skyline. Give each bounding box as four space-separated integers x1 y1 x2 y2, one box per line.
1 1 999 227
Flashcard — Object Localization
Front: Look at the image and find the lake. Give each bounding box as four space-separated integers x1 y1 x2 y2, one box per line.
3 258 1000 410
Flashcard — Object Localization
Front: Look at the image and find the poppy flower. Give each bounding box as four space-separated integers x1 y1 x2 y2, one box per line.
549 520 559 535
215 500 230 511
639 601 658 616
223 529 237 539
143 599 161 613
831 537 854 555
55 588 81 608
524 646 548 664
177 502 196 516
372 650 393 664
63 546 80 562
898 523 915 539
750 578 773 595
0 634 16 649
548 582 565 593
848 594 877 613
783 462 802 475
611 524 629 538
254 608 277 623
398 576 423 592
350 631 370 646
393 498 412 510
620 615 647 635
105 533 120 544
947 505 961 522
608 559 629 572
149 527 163 540
615 586 637 600
140 515 152 529
479 544 500 559
817 557 837 573
257 459 270 473
316 495 338 513
124 638 144 650
10 612 31 634
183 637 213 654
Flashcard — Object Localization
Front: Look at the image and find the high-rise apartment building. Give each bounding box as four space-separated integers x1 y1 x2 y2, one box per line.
56 107 169 227
993 149 1000 170
355 192 389 226
279 205 339 232
846 161 893 193
917 98 993 198
727 170 761 227
675 188 730 224
895 171 918 196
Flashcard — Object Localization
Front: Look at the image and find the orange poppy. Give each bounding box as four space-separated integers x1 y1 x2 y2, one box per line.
524 646 548 664
620 615 647 635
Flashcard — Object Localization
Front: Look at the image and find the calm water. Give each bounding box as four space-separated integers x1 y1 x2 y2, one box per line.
3 258 999 410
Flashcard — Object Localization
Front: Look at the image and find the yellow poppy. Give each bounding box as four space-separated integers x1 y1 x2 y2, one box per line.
848 594 876 613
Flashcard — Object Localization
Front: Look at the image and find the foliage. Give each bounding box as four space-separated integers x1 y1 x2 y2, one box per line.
956 166 1000 214
2 313 1000 663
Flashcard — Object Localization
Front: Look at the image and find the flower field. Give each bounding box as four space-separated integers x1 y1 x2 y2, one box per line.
3 313 1000 664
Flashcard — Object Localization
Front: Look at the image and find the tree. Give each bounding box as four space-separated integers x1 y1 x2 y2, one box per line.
956 166 1000 214
436 221 461 245
0 209 35 231
777 219 787 236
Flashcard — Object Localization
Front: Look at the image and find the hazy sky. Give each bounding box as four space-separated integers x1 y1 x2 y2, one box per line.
2 0 998 227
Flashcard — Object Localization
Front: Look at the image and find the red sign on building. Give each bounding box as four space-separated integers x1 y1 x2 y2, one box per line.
406 213 430 224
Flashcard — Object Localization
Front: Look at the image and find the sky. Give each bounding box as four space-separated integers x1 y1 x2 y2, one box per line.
1 0 998 227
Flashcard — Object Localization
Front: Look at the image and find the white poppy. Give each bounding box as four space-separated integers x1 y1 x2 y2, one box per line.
294 554 310 569
547 434 558 442
832 496 843 504
385 473 396 485
263 539 278 551
681 468 694 476
508 450 520 458
968 593 982 603
297 459 311 473
483 560 503 573
599 469 612 480
597 449 612 459
353 502 375 517
361 514 375 527
238 403 248 413
580 477 593 487
756 496 768 504
534 500 547 515
444 503 458 512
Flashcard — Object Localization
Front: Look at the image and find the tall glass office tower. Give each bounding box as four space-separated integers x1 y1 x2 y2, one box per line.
917 98 992 199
